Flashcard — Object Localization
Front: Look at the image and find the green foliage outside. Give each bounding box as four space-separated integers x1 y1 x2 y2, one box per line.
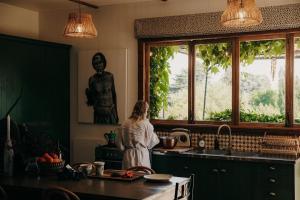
209 109 285 123
149 46 178 118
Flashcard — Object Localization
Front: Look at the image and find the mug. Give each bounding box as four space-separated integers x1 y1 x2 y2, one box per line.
94 161 105 176
78 164 93 176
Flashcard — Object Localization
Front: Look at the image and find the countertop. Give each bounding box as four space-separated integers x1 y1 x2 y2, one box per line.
152 148 300 164
0 175 188 200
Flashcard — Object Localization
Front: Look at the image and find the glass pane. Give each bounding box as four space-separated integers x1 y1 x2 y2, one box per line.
240 39 286 123
149 45 188 120
194 42 232 121
294 37 300 123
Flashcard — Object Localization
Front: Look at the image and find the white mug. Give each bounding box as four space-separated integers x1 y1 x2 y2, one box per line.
94 161 105 176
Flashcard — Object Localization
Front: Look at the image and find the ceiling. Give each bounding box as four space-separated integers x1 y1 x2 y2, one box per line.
0 0 157 11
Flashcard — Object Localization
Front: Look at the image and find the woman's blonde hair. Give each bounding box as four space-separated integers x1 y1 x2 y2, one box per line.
130 100 149 121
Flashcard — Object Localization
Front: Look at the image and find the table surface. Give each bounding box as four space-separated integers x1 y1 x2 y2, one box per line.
0 174 188 200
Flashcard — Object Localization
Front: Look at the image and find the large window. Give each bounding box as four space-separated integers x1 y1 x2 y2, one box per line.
240 39 286 123
142 32 300 128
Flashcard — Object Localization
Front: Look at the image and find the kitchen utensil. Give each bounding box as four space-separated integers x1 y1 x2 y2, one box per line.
144 174 172 182
160 136 178 149
169 128 191 147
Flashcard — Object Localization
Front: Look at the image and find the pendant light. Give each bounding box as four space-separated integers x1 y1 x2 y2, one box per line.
63 0 98 38
221 0 263 28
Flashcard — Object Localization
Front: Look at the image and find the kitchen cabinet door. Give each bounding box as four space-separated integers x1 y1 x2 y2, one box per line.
189 158 253 200
152 154 191 177
252 162 295 200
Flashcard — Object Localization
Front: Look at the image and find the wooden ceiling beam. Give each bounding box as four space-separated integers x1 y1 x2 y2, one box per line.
69 0 98 9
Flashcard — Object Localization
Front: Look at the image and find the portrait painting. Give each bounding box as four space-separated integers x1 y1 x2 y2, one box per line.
78 49 128 125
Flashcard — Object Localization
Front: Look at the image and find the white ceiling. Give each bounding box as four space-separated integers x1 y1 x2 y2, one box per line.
0 0 157 11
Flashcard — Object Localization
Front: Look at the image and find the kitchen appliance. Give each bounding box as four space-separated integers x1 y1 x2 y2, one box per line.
169 128 191 147
104 131 117 147
160 136 178 149
95 145 123 170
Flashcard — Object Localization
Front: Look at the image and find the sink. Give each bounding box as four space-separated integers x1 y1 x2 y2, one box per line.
188 149 259 157
226 151 259 157
202 149 228 155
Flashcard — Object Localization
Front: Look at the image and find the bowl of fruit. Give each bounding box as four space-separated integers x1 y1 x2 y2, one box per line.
37 152 65 173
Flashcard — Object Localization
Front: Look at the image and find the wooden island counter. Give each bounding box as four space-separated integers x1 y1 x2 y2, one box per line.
0 175 188 200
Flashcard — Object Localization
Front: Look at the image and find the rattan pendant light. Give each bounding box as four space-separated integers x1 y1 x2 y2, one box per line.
221 0 263 27
63 0 98 38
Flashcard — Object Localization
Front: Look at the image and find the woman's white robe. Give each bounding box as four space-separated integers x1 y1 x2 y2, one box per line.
117 119 159 169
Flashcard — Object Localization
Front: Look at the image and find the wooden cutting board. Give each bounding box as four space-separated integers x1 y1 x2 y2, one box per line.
88 169 144 181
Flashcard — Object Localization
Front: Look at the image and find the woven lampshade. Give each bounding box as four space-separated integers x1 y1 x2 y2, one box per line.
221 0 263 27
63 12 97 38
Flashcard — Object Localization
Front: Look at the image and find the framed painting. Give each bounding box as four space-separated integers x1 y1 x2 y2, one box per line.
78 49 128 125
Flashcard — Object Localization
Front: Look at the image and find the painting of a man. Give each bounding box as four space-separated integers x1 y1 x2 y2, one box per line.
85 52 119 124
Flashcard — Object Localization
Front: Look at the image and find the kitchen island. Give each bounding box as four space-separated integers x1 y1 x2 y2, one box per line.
0 175 188 200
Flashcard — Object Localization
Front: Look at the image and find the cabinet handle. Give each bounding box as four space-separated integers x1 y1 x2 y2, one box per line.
269 166 276 171
269 192 276 197
212 169 219 173
269 178 276 183
220 169 227 173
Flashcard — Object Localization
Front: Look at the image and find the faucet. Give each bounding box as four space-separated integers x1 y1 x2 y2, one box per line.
215 124 232 155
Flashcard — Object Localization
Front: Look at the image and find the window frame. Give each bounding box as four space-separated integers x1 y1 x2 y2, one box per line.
138 29 300 133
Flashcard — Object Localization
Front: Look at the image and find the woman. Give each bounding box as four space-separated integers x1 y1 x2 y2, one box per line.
117 101 159 169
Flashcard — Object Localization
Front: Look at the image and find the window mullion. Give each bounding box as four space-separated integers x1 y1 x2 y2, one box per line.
188 42 195 123
286 33 294 127
232 37 240 125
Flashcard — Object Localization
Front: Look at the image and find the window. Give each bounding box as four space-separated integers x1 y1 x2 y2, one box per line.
194 42 232 121
294 37 300 123
141 31 300 128
240 39 286 123
149 45 188 120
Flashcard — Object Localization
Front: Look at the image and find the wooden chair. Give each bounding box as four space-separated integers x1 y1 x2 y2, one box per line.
174 174 194 200
0 185 7 200
126 166 156 174
42 186 80 200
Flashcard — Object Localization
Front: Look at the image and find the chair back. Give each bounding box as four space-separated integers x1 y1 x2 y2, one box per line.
42 186 80 200
0 186 7 200
174 174 194 200
126 166 156 174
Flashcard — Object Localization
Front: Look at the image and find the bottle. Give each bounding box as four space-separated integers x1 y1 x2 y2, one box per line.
57 140 62 160
3 115 14 176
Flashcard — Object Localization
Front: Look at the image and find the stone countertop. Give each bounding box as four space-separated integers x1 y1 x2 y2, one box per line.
152 149 300 164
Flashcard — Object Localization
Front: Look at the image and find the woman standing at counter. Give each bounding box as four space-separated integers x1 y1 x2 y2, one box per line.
117 101 159 169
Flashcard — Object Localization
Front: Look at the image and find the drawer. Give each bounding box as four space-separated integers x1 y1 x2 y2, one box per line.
263 164 293 175
262 175 293 188
263 189 294 200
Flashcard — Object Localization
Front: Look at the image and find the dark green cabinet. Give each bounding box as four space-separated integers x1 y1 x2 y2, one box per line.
0 34 70 161
152 153 297 200
253 163 295 200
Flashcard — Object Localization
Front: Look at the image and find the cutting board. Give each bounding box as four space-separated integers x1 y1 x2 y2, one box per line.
88 169 144 181
154 147 193 153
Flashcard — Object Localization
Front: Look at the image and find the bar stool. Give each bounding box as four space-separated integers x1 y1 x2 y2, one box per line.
174 174 194 200
42 186 80 200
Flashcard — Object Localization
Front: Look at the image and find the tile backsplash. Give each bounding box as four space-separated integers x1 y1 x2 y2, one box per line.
156 131 297 153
